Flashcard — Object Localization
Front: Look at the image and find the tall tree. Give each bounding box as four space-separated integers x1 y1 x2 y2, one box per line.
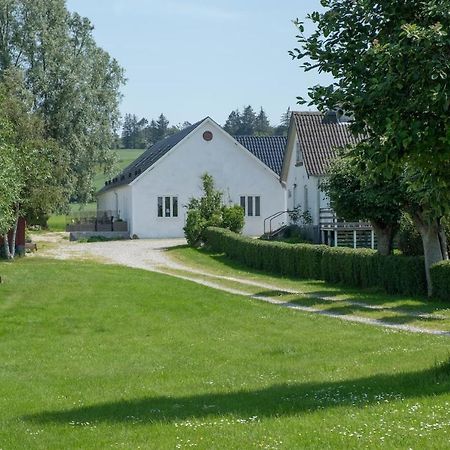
121 114 138 149
0 0 125 203
239 105 257 135
224 110 242 135
291 0 450 295
254 107 272 136
154 113 169 142
0 69 69 257
274 107 291 136
0 143 22 259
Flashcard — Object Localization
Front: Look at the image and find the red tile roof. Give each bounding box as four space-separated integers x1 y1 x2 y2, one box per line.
293 111 361 176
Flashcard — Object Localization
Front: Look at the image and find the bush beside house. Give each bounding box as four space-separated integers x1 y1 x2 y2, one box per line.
204 227 431 297
430 261 450 302
184 174 244 246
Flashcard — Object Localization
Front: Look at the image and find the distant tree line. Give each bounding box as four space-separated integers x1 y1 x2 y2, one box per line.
224 106 291 137
121 113 191 149
120 106 292 149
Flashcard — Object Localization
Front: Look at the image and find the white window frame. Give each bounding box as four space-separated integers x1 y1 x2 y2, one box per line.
157 196 179 218
240 195 261 217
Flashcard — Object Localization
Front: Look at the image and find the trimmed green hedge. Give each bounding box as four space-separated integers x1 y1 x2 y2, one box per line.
430 261 450 302
204 227 427 296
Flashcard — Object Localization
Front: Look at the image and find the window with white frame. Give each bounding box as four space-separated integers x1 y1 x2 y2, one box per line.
157 196 179 218
240 196 261 217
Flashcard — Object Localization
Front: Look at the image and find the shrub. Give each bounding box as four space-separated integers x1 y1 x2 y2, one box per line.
431 261 450 302
184 174 244 247
204 227 427 296
222 205 245 233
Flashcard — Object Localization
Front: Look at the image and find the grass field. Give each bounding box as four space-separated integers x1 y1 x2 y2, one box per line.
47 149 145 231
93 148 145 192
1 258 449 449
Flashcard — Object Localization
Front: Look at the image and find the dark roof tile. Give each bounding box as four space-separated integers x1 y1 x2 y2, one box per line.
234 136 286 176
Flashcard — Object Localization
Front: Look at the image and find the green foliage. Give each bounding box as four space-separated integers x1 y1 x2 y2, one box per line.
322 153 402 226
223 105 288 136
204 227 427 296
398 213 424 256
291 0 450 220
430 261 450 302
292 0 450 289
121 114 192 149
222 205 245 233
184 174 244 246
184 209 207 247
0 0 125 202
398 214 450 257
0 69 69 226
273 107 291 136
0 143 21 236
254 108 272 136
288 207 313 226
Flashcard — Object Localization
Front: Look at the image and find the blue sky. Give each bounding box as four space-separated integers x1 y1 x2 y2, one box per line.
67 0 329 127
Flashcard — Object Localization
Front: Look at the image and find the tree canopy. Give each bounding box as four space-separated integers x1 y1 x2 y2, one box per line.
120 113 191 149
223 106 290 136
292 0 450 294
0 69 69 257
0 0 125 202
322 151 403 255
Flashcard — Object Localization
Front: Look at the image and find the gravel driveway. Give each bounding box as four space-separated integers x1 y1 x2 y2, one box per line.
34 233 187 271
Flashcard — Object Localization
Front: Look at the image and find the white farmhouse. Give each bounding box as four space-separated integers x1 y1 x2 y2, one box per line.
281 111 370 246
97 117 287 238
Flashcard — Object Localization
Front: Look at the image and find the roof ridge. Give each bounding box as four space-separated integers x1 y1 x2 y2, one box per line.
99 118 207 194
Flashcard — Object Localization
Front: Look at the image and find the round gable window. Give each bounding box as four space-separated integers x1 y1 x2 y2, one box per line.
203 131 213 141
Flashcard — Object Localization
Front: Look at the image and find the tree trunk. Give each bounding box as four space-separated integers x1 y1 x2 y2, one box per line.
371 221 395 256
3 233 12 260
412 214 448 297
10 204 20 259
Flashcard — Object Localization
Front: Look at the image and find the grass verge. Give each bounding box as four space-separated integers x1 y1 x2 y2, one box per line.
0 258 449 449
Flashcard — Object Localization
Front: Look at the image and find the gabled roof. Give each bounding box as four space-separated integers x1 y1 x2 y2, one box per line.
99 119 206 193
290 111 362 177
234 136 287 176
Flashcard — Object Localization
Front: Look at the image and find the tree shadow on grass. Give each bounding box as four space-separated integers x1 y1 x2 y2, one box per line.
167 247 450 319
287 295 450 321
24 360 450 425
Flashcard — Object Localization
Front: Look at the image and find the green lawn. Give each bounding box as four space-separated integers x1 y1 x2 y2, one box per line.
166 246 450 332
0 258 449 449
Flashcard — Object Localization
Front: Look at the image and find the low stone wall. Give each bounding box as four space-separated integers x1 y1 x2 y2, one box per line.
66 221 128 233
69 231 130 241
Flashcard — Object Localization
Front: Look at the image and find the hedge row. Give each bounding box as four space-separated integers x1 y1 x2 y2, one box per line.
204 227 427 296
430 261 450 302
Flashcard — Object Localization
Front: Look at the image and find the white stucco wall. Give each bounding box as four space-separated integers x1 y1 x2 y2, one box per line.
97 185 132 223
99 119 287 239
284 130 328 227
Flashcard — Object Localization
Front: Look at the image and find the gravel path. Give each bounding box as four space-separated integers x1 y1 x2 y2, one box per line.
33 233 450 337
